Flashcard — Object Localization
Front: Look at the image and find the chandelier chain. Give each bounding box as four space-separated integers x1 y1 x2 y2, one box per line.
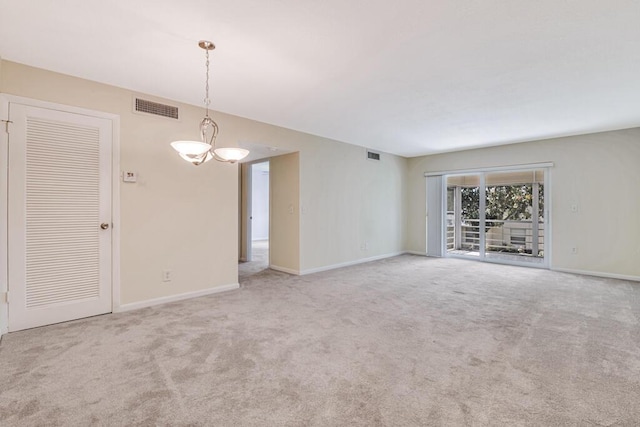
168 40 249 165
204 47 211 116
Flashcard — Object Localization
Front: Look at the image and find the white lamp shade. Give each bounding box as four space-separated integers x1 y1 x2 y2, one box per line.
178 150 214 165
170 140 212 156
213 147 250 163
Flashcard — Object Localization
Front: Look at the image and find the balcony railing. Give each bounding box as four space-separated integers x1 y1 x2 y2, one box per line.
446 218 544 257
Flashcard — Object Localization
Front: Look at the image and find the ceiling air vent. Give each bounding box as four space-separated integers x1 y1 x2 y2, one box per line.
367 150 381 161
135 98 179 119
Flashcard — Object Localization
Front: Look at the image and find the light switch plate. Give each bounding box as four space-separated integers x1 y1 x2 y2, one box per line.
123 171 137 183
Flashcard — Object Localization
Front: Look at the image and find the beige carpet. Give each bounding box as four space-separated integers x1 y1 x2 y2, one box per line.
1 255 639 426
239 240 269 280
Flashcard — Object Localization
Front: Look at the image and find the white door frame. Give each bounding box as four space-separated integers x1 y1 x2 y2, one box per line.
240 162 253 262
0 94 121 336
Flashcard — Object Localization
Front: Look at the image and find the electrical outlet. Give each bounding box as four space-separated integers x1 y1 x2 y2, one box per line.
571 247 578 255
162 270 172 282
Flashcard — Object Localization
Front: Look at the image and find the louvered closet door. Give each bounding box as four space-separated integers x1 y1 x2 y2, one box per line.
8 103 112 332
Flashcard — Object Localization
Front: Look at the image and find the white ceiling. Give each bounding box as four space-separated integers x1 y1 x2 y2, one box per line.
1 0 639 157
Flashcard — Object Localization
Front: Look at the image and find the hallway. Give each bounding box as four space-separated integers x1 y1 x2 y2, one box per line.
239 240 269 281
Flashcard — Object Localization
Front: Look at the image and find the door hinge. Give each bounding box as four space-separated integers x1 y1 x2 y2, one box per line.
1 119 12 134
4 291 8 304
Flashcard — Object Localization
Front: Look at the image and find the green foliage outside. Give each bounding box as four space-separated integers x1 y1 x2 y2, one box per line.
447 182 545 256
451 184 544 221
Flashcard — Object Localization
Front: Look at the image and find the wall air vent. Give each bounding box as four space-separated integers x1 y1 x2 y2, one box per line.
135 98 179 119
367 150 381 161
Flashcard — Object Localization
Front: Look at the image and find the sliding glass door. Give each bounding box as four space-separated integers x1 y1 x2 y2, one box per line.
484 170 545 264
445 169 547 266
446 174 481 257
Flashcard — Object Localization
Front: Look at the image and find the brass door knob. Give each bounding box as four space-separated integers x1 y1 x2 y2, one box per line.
100 223 110 230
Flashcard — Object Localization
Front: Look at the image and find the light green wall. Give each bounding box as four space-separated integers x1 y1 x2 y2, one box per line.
0 57 6 333
407 129 640 278
270 152 300 272
1 61 240 305
2 57 637 319
0 60 408 308
299 141 408 272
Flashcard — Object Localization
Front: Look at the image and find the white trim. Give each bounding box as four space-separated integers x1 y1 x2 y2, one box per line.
300 252 405 275
245 163 253 261
269 265 301 275
115 283 239 312
1 94 120 123
405 250 428 256
543 167 552 269
0 94 121 334
111 116 122 312
424 162 554 177
0 96 9 336
448 252 548 269
552 268 640 282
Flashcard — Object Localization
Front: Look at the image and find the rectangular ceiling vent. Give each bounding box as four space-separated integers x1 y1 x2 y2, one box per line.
135 98 179 120
367 150 381 161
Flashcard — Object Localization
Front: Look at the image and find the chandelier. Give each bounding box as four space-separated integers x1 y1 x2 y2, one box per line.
171 40 249 165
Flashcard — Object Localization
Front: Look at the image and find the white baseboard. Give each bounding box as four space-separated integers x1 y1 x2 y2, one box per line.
114 283 240 313
300 252 405 275
269 265 301 275
552 268 640 282
405 250 428 256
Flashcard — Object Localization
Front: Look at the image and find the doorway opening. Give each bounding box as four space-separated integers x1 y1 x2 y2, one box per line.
250 161 270 267
239 160 270 279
